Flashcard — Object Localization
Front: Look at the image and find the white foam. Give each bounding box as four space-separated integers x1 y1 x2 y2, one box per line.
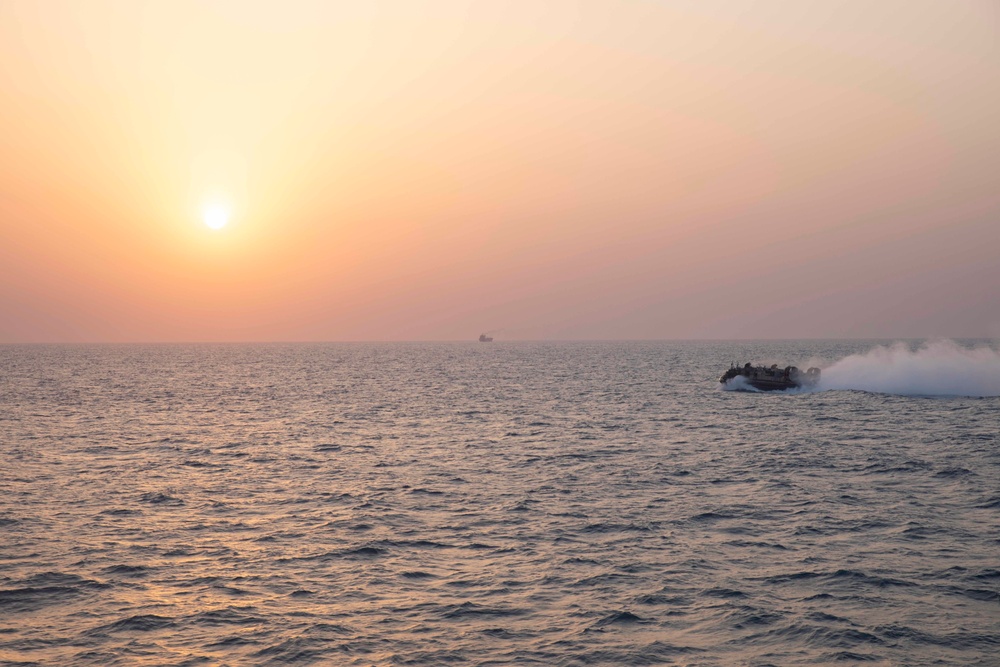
719 375 761 392
817 340 1000 397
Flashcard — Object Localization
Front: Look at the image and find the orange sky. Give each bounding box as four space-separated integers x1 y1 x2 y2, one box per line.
1 0 997 342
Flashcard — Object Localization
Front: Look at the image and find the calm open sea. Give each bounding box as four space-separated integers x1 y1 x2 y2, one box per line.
1 341 998 666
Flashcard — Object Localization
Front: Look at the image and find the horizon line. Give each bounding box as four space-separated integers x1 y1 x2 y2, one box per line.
2 336 997 346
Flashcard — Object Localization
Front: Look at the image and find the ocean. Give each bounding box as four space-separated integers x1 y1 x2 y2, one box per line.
1 340 998 666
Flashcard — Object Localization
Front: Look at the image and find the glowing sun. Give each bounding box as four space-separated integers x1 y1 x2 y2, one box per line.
202 203 230 230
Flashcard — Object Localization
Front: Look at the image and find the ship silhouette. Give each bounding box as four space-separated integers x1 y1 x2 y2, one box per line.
721 362 820 391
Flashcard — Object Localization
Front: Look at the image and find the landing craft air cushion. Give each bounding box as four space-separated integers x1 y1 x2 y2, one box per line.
721 362 821 391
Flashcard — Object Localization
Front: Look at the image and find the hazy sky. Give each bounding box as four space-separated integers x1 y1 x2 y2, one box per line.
1 0 997 342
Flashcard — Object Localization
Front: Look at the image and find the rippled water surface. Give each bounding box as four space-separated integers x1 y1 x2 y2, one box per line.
1 341 998 666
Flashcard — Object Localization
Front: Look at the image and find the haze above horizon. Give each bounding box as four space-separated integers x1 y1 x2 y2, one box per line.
2 1 997 343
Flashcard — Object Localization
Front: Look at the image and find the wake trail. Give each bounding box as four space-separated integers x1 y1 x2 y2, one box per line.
817 340 1000 397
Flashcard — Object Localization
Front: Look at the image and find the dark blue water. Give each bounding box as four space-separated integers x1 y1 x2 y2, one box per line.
1 341 998 665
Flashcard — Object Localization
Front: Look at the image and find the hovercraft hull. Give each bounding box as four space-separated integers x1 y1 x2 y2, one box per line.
720 363 820 391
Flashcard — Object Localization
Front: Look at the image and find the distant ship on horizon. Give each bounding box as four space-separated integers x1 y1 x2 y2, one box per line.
478 333 494 342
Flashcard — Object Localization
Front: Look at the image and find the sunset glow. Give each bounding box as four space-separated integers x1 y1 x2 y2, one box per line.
3 4 999 664
202 202 230 230
0 0 997 342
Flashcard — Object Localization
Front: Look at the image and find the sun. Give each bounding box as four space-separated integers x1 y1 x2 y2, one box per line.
202 202 230 230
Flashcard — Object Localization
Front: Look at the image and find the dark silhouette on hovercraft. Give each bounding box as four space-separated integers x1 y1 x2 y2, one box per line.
721 362 821 391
